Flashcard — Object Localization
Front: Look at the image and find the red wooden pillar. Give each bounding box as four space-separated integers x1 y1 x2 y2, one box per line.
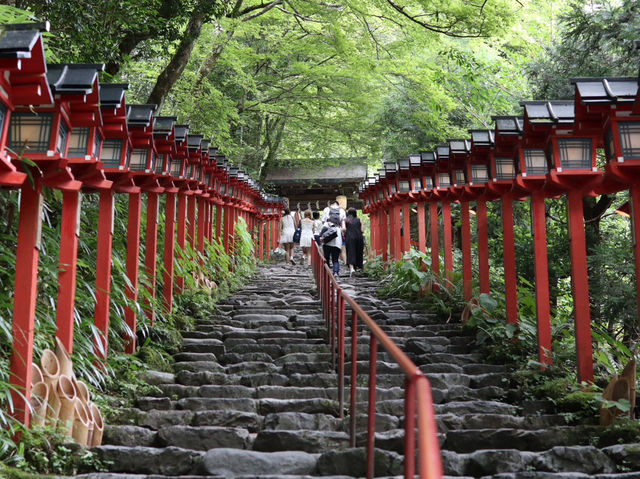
380 210 388 262
392 204 402 261
124 191 142 354
215 204 223 242
417 202 427 253
94 189 115 359
223 204 232 253
369 212 376 255
197 195 206 255
266 218 271 255
176 192 187 293
402 203 411 254
259 220 265 261
460 201 473 300
632 184 640 331
477 199 490 294
187 194 196 248
567 189 594 383
430 202 440 280
501 194 519 325
162 190 176 313
55 190 81 353
144 191 159 324
9 183 43 427
442 201 453 283
531 191 552 367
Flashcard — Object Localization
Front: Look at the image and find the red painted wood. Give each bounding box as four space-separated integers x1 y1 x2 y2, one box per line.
501 195 519 325
144 192 159 324
124 192 141 354
9 183 43 427
417 202 427 253
162 191 176 313
402 203 411 255
380 211 388 262
215 204 223 241
176 192 187 293
94 189 114 359
430 202 440 280
55 190 80 353
187 194 196 248
567 189 594 383
461 201 473 300
393 204 402 261
477 199 490 294
197 196 206 255
531 191 552 366
223 205 232 253
442 202 453 283
259 221 264 261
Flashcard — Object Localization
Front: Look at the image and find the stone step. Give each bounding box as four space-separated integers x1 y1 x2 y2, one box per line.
252 429 349 453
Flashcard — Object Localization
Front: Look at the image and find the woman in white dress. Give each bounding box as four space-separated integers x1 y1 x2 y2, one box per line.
280 208 296 265
299 209 315 266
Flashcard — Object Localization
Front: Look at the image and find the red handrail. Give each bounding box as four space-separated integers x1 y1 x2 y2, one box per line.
311 243 442 479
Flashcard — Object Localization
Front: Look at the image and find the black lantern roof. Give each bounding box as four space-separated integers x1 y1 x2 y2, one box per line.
127 104 157 127
0 22 49 59
201 139 210 151
470 130 495 147
228 167 239 178
420 151 436 164
571 77 638 104
153 116 177 137
174 124 189 142
435 145 450 160
397 158 410 171
209 147 219 156
493 116 523 135
47 63 105 95
187 134 203 149
409 153 421 168
521 100 575 124
449 139 471 154
379 170 387 179
99 83 128 108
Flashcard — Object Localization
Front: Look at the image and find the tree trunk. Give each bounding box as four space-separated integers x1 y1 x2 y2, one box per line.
147 3 208 109
258 115 286 182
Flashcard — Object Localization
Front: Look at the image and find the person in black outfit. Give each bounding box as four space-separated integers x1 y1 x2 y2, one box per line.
344 207 364 276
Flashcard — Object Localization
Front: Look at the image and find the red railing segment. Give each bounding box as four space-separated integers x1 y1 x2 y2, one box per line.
311 243 443 479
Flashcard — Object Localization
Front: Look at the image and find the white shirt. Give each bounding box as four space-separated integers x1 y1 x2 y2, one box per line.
321 207 346 248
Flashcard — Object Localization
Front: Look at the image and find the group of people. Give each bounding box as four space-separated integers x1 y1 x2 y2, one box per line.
279 199 365 277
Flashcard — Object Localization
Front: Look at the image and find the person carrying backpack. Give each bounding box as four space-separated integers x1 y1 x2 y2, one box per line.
320 200 346 277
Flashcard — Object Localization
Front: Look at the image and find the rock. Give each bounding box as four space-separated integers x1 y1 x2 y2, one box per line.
177 397 257 412
466 449 535 476
533 446 616 474
192 410 262 431
138 410 194 430
258 398 340 416
202 448 318 477
263 412 341 431
240 373 290 387
92 446 203 475
140 370 175 385
103 425 157 447
135 397 172 411
182 338 225 355
157 425 250 450
252 429 349 453
602 443 640 469
174 361 225 373
316 447 403 477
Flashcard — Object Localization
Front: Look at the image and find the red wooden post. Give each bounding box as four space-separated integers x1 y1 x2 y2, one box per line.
265 216 271 255
531 191 552 366
417 202 427 253
501 194 519 325
144 191 159 324
393 204 402 261
402 203 411 254
94 189 115 359
461 200 473 300
176 191 187 292
442 201 453 283
259 220 265 261
381 210 388 261
124 191 141 354
477 199 490 294
9 183 43 427
223 204 232 253
55 190 81 353
567 189 594 383
197 195 206 255
162 189 176 312
187 193 196 248
430 202 440 279
215 203 223 241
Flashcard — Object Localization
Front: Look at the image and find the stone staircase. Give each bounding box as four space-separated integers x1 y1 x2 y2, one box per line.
74 260 640 479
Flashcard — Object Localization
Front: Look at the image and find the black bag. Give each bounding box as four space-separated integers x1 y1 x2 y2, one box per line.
328 206 341 226
292 224 302 243
320 225 338 244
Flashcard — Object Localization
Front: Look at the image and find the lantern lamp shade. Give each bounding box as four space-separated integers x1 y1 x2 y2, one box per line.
204 173 211 185
100 138 124 168
617 122 640 160
220 182 227 195
378 190 384 201
398 179 411 193
471 164 489 184
129 148 148 171
155 153 167 174
8 112 54 153
555 138 592 169
420 151 436 164
411 178 421 192
424 176 433 189
170 158 182 177
56 120 68 154
438 172 451 188
494 157 516 180
523 149 548 175
389 182 397 194
67 127 90 157
93 131 102 158
454 169 466 186
397 158 410 171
